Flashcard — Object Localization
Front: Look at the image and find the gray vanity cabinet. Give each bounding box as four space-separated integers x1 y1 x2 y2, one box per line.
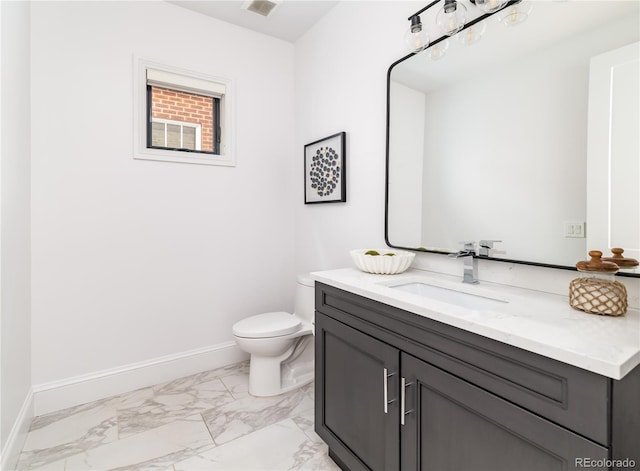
315 282 639 471
401 354 607 471
315 312 400 471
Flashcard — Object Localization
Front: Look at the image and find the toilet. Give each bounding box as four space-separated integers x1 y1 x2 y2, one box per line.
232 274 315 397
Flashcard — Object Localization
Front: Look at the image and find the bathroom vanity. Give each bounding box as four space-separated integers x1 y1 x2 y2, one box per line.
312 268 640 471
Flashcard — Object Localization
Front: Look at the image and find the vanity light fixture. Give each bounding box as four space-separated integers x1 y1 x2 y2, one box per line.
428 38 449 60
471 0 509 14
456 20 486 45
404 0 530 55
498 0 533 27
436 0 467 36
404 15 430 52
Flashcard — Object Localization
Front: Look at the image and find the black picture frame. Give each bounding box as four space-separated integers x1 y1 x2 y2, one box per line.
304 132 346 204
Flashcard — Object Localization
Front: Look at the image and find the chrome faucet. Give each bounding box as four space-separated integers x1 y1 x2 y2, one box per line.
448 242 479 284
479 240 502 257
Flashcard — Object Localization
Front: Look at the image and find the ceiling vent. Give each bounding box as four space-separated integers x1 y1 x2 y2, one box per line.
241 0 282 18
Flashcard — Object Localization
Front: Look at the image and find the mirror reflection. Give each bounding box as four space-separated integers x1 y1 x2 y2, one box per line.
387 0 639 274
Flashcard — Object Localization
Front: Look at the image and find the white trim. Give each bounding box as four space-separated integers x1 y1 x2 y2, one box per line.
0 0 3 461
0 389 34 471
133 56 236 167
33 341 248 416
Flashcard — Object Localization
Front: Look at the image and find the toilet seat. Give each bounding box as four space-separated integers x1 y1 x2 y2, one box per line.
233 311 301 338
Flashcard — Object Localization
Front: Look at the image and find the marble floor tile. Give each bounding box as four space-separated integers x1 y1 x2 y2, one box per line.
291 406 324 444
117 376 235 439
153 361 249 395
65 414 213 470
218 368 251 399
17 361 335 471
174 418 339 471
115 362 249 439
21 457 67 471
17 403 119 470
16 385 161 470
202 385 314 445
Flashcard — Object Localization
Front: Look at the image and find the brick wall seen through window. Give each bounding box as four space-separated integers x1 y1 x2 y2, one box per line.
150 86 215 152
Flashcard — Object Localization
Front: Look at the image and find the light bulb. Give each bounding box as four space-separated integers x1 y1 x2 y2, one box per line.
473 0 508 13
498 1 532 27
404 15 430 52
456 21 486 45
436 0 467 36
427 39 449 60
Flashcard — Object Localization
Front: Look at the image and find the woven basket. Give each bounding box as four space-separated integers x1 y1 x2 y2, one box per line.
569 278 628 316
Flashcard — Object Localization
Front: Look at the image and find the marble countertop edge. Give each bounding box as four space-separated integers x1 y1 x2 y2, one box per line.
310 268 640 380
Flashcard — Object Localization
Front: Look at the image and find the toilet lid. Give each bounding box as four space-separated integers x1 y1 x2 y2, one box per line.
233 312 301 338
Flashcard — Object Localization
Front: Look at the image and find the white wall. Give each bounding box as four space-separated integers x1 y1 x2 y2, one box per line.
30 1 296 387
1 0 33 466
294 1 417 272
294 1 639 306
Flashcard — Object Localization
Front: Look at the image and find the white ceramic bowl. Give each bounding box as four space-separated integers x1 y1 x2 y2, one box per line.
350 249 415 275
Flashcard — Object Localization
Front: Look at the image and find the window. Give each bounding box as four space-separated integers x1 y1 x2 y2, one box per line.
134 58 234 166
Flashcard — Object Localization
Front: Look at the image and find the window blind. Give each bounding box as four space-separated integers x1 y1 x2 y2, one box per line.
146 68 226 98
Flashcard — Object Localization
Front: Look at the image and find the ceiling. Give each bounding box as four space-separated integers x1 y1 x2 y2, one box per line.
167 0 340 42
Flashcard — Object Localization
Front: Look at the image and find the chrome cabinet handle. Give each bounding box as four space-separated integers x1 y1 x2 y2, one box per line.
400 377 414 425
383 368 396 414
400 376 406 425
384 368 388 413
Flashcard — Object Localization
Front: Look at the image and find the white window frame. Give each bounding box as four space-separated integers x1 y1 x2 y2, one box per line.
151 118 202 151
133 57 235 167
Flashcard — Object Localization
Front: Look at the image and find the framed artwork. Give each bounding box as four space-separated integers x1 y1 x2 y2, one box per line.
304 132 346 204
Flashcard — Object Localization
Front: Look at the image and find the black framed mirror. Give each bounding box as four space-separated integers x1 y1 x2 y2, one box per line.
385 0 640 277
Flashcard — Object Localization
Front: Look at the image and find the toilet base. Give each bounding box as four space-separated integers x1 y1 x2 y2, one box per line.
248 337 314 397
251 371 314 397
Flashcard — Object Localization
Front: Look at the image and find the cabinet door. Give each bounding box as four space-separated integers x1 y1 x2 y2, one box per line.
401 353 608 471
315 312 400 471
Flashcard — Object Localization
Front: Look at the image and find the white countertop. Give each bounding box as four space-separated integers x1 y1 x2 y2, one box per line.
311 268 640 380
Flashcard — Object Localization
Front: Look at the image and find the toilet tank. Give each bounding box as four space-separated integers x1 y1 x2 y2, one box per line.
294 274 315 323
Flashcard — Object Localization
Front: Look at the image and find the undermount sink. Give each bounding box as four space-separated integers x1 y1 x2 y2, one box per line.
389 281 509 310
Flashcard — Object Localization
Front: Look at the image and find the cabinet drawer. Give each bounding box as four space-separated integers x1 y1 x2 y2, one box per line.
317 283 610 446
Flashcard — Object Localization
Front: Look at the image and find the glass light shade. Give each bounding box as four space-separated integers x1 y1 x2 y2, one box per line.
498 1 532 27
404 23 430 52
473 0 508 13
456 21 486 45
436 1 467 36
427 39 449 60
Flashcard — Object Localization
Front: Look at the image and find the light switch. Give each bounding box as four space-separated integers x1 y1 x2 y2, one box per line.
564 222 586 238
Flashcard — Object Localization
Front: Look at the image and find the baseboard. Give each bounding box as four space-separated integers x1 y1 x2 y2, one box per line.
33 341 248 416
1 388 34 471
